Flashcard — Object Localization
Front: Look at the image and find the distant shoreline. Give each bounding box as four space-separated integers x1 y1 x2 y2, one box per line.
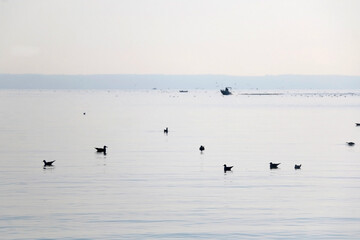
0 74 359 90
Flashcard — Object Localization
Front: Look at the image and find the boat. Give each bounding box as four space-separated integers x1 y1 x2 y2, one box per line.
179 90 188 93
220 87 232 95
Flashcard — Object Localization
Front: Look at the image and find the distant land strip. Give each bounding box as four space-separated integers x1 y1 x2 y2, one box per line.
0 74 359 90
240 93 284 95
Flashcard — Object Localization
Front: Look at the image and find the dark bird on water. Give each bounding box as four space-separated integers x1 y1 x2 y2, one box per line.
199 145 205 152
270 162 280 169
95 146 108 153
294 164 302 169
224 164 233 172
347 142 355 146
355 123 360 127
164 127 168 134
43 160 55 167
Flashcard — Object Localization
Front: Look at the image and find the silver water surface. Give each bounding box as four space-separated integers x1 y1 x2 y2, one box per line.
0 90 360 239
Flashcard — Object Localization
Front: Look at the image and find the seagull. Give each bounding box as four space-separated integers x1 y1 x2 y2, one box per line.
294 164 302 169
95 146 108 153
270 162 280 169
164 127 168 134
223 164 233 172
199 145 205 152
347 142 355 146
43 160 55 167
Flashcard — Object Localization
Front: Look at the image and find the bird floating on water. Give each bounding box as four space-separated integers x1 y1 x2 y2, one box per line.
294 164 302 169
355 123 360 127
164 127 168 134
347 142 355 146
95 146 108 154
199 145 205 152
270 162 280 169
224 164 233 172
43 160 55 167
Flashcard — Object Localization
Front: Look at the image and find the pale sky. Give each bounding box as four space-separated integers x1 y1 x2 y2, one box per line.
0 0 359 75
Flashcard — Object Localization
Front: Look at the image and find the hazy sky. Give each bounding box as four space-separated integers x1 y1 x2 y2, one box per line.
0 0 359 75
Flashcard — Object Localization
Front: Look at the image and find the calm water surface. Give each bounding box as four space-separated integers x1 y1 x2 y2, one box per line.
0 90 360 239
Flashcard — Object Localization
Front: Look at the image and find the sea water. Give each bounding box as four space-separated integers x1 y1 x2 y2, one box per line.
0 89 360 239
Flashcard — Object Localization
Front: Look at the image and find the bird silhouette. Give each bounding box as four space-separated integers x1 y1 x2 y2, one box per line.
95 146 107 154
223 164 233 172
270 162 280 169
199 145 205 152
164 127 168 134
347 142 355 146
43 160 55 167
294 164 302 169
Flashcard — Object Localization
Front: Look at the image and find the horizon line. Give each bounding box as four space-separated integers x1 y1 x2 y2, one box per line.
1 73 360 77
